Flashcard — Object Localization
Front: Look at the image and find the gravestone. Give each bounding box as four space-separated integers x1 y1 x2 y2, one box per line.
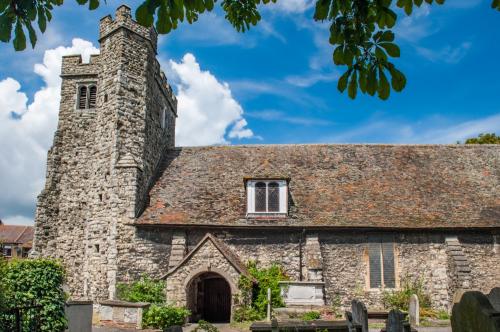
451 290 500 332
487 287 500 311
409 294 419 327
351 300 368 332
386 309 412 332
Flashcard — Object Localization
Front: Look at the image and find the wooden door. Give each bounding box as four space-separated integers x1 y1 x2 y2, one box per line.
203 277 231 322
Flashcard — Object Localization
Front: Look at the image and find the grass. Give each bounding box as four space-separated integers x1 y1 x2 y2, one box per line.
229 321 253 331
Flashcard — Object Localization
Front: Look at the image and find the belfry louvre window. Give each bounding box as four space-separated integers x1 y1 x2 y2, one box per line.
368 242 396 289
88 86 97 108
247 180 287 215
77 84 97 109
78 86 88 109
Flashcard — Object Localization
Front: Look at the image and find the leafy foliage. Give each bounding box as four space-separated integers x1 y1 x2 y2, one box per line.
142 304 190 329
0 259 67 331
117 275 189 329
116 275 166 304
235 260 289 321
382 274 431 316
301 311 321 320
0 0 496 101
0 255 9 312
193 320 219 332
464 133 500 144
1 1 499 99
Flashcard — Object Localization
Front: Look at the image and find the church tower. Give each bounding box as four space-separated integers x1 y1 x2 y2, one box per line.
32 5 177 300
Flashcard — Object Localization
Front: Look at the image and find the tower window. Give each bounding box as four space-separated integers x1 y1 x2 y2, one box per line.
78 86 88 109
161 107 168 130
77 84 97 109
247 180 287 215
88 85 97 108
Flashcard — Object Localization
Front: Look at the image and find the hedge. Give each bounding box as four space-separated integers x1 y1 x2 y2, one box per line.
0 259 67 331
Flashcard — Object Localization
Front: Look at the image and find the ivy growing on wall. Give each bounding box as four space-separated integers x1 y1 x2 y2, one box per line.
234 261 289 322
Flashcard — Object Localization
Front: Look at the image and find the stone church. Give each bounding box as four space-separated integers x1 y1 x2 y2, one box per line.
33 5 499 322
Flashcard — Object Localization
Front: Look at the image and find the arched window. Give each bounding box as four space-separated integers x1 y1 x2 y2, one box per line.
78 86 88 109
255 182 267 212
88 85 97 108
268 182 280 212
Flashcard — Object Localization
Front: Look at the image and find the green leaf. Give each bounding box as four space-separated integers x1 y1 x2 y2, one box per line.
375 47 388 62
380 43 400 57
75 0 87 5
377 68 390 100
492 0 500 10
358 68 367 93
337 69 350 92
366 67 378 96
38 7 47 32
0 14 14 42
0 0 9 11
314 0 330 20
388 65 407 92
89 0 99 10
156 4 172 34
136 2 154 27
26 21 37 48
333 46 344 65
13 21 26 51
380 30 394 42
348 70 358 99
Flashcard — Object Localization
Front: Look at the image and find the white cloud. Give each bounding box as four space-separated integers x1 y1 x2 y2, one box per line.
286 71 338 87
322 113 500 144
0 39 99 225
270 0 314 13
2 215 34 226
416 42 472 64
168 53 254 146
248 109 332 126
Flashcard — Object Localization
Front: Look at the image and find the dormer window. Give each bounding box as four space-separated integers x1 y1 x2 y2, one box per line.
247 180 287 215
77 84 97 109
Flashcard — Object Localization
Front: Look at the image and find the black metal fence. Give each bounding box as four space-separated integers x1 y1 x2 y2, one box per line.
0 305 42 332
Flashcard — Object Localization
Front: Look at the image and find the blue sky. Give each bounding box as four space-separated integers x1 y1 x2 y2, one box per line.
0 0 499 224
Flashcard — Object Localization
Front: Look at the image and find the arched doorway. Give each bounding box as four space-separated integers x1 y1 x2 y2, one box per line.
186 272 231 323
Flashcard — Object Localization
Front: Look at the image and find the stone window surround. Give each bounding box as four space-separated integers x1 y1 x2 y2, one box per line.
365 243 399 291
75 82 97 110
246 179 288 215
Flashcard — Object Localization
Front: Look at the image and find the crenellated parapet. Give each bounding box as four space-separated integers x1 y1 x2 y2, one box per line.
99 5 158 53
60 54 101 78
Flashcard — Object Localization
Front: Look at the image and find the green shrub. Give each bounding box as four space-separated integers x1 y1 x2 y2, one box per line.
193 320 219 332
301 311 321 321
142 304 190 329
233 306 262 322
382 275 432 316
236 261 289 321
0 259 67 331
0 256 9 311
117 275 165 304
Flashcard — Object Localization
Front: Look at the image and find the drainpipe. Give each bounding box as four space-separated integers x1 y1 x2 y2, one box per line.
299 228 306 281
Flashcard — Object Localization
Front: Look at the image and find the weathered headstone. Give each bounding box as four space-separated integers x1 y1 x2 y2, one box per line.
487 287 500 311
409 294 419 327
451 290 500 332
386 309 405 332
351 300 368 332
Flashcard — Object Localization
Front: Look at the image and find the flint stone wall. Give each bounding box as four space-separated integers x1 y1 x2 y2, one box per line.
126 229 500 312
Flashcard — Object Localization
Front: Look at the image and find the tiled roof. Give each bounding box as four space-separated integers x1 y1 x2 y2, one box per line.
0 225 34 246
136 144 500 229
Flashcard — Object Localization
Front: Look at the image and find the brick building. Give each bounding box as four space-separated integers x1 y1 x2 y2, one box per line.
0 220 33 259
33 6 500 322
